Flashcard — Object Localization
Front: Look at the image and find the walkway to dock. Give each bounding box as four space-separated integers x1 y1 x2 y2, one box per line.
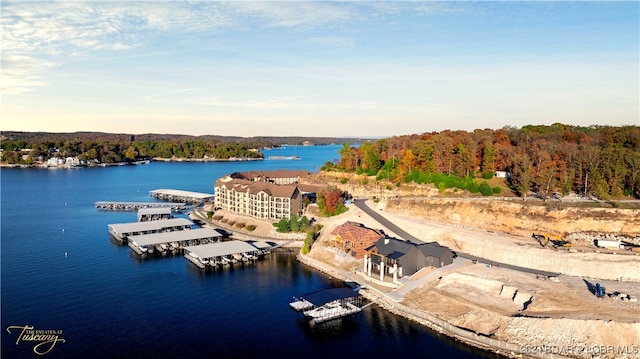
149 189 214 204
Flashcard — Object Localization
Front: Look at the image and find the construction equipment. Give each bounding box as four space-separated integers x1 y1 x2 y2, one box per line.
532 233 573 249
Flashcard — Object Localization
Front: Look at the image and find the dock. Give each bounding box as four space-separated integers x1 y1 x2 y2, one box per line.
149 189 214 204
128 228 225 254
96 201 186 212
290 287 364 324
137 207 172 221
183 240 272 269
108 218 194 242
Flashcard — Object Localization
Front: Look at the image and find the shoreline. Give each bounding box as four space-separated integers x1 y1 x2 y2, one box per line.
195 204 639 359
194 208 536 358
296 254 534 359
0 157 263 168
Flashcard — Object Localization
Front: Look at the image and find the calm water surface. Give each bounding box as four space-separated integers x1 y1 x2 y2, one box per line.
1 145 502 358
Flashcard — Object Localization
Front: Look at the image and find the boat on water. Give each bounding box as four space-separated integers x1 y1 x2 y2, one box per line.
303 300 344 318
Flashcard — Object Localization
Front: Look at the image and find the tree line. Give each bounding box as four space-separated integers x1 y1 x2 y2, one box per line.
0 131 366 165
323 124 640 200
1 137 264 164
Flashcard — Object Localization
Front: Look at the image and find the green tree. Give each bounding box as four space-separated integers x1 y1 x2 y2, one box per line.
125 145 137 161
273 218 291 232
290 214 299 232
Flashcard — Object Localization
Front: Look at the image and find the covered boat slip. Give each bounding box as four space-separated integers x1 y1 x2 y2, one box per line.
128 228 224 254
108 218 194 241
290 287 364 324
149 189 214 204
183 240 271 268
96 201 187 211
137 207 172 221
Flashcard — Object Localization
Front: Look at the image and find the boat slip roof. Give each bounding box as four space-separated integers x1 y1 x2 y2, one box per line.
108 218 193 234
149 189 214 200
137 207 172 215
129 228 223 246
301 287 361 306
184 240 260 258
249 241 271 249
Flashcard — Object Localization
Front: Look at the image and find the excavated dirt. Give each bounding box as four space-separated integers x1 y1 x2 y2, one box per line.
297 186 640 359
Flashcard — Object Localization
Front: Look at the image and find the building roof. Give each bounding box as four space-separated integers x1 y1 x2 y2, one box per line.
417 242 453 259
215 178 299 198
108 218 193 234
369 237 417 257
129 228 223 246
229 170 308 181
368 237 453 260
300 287 361 306
297 183 325 194
331 221 384 243
183 240 261 258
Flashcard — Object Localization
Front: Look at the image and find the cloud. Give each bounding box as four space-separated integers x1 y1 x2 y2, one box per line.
0 1 373 94
1 54 57 94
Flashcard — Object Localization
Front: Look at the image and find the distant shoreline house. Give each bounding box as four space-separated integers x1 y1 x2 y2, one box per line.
364 237 454 283
213 170 323 220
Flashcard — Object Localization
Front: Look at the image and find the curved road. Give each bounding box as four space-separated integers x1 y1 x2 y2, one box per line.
352 198 559 277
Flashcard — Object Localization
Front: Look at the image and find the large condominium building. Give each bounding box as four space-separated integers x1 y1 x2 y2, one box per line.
213 170 315 220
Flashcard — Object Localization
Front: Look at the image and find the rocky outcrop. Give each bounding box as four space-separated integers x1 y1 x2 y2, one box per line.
384 197 640 238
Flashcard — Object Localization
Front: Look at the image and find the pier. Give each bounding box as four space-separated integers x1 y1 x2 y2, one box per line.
108 218 194 242
183 240 272 269
128 228 225 255
149 189 214 204
290 287 364 324
137 207 172 221
96 201 187 212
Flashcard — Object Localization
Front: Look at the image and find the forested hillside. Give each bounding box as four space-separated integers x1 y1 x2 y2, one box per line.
0 132 363 164
323 124 640 200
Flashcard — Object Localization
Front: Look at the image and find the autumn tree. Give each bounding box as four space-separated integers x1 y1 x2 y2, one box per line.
317 187 348 217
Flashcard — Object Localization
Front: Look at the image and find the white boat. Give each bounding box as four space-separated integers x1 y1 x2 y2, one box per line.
243 253 255 260
233 253 244 262
303 301 344 318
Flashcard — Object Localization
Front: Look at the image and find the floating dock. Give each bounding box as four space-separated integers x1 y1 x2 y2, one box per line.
149 189 214 204
128 228 225 255
96 201 187 212
183 240 272 269
290 287 364 324
108 218 194 242
137 207 172 221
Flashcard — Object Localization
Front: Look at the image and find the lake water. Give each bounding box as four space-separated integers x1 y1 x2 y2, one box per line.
1 145 502 358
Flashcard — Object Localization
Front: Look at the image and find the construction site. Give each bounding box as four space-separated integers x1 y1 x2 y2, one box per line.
297 189 640 359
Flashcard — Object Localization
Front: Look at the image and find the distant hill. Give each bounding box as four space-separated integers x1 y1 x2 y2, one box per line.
0 131 367 147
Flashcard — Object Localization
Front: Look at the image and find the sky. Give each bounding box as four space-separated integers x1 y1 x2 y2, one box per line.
1 1 639 137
